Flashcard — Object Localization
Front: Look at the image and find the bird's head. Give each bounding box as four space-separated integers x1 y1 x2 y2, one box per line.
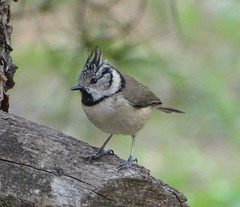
71 48 124 105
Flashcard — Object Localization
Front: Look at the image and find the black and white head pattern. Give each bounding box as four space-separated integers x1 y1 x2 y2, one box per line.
78 48 125 106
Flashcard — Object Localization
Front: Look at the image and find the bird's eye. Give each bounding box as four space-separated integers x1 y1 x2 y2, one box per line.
90 77 98 84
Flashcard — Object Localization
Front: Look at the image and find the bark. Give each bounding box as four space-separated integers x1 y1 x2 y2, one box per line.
0 0 18 112
0 111 189 207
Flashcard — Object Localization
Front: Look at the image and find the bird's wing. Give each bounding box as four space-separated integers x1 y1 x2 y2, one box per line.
121 75 162 108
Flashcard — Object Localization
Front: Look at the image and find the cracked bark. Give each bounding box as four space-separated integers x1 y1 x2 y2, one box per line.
0 111 189 207
0 0 18 112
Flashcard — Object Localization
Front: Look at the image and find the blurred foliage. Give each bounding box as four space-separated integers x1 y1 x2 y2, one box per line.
9 0 240 206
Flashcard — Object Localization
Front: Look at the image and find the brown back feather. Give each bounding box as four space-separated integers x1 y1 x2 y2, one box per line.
122 75 162 108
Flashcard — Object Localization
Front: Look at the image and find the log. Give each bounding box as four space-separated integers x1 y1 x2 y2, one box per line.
0 110 189 207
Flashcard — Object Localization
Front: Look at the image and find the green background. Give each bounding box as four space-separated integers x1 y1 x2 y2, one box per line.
9 1 240 206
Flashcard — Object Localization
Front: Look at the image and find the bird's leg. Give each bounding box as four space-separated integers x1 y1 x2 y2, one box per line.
85 134 114 163
118 135 138 171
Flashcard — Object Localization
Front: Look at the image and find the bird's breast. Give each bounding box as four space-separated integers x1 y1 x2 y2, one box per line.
82 93 152 135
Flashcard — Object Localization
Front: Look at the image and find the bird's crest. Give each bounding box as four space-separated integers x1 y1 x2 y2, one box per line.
84 48 104 73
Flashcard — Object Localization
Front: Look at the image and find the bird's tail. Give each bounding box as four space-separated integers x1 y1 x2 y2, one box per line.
157 105 184 114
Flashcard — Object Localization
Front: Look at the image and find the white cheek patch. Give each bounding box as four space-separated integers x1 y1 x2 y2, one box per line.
88 69 122 102
107 70 121 95
90 88 102 101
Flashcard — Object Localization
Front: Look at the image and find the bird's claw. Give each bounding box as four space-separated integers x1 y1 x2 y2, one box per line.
117 155 138 172
85 149 114 163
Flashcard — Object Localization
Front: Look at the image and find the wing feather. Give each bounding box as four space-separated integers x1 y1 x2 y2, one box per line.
122 75 162 108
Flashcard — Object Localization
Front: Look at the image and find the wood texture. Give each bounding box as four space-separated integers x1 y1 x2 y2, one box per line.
0 111 189 207
0 0 18 112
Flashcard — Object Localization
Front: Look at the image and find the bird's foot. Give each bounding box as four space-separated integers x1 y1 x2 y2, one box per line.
117 155 138 172
85 149 114 163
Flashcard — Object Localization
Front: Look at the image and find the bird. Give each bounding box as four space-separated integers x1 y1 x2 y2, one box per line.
71 48 184 171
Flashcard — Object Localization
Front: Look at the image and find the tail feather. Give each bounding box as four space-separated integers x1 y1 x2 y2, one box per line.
157 105 184 114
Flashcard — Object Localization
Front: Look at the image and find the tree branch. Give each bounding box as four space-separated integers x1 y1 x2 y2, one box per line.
0 111 188 207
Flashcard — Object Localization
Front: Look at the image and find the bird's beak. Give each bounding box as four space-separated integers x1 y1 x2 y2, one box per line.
71 85 84 91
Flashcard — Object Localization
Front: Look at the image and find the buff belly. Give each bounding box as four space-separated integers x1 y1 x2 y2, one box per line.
82 94 152 135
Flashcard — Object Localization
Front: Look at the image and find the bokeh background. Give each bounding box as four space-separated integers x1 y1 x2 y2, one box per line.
9 0 240 206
